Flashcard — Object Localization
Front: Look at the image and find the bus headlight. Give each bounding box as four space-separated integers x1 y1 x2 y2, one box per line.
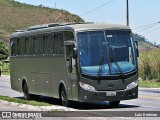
79 82 96 91
126 80 138 90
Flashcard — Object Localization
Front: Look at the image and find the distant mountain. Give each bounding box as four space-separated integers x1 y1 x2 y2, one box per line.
157 44 160 48
133 34 157 51
0 30 10 46
0 0 84 45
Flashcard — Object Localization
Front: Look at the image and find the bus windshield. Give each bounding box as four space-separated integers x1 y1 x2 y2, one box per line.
77 30 136 77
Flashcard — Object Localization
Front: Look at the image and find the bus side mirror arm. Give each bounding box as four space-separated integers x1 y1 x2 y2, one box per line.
135 41 139 57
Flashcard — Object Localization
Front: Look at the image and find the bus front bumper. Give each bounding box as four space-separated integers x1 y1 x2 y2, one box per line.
79 86 138 102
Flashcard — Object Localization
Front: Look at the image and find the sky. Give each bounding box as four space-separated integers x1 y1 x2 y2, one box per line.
15 0 160 44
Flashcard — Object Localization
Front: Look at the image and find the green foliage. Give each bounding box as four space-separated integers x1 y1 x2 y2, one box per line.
0 96 51 106
138 49 160 81
139 80 160 88
0 41 9 60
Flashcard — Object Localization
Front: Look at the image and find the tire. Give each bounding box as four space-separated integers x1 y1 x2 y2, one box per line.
22 82 33 100
33 94 40 100
60 87 71 107
109 101 120 107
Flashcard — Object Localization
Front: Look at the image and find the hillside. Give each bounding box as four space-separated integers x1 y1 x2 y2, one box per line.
133 34 157 51
0 0 84 45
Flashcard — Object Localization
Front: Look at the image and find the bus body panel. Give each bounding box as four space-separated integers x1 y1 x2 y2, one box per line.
78 73 138 102
10 56 73 100
79 86 138 102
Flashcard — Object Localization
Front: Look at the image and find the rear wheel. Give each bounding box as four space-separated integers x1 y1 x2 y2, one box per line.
60 87 71 107
33 94 40 100
109 101 120 107
22 82 33 100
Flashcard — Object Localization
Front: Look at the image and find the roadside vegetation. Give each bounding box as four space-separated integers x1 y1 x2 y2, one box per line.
0 96 51 106
138 48 160 82
138 48 160 88
0 41 9 60
0 62 10 76
139 80 160 88
0 41 9 76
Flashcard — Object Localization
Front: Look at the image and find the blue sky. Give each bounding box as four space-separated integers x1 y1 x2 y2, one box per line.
15 0 160 44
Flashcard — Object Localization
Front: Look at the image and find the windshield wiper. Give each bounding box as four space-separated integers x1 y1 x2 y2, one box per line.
108 45 126 79
97 55 104 79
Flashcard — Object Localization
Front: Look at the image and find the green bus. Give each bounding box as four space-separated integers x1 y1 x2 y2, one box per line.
10 22 139 107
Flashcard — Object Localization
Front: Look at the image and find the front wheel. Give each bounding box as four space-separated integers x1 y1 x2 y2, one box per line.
109 101 120 107
60 87 71 107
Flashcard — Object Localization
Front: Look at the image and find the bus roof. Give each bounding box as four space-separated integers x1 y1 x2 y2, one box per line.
68 23 130 31
11 22 131 37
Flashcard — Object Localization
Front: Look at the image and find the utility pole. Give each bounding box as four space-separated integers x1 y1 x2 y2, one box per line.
126 0 129 26
55 2 57 9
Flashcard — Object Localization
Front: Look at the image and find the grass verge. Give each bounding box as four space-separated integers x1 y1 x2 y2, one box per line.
0 96 51 106
1 72 10 76
139 80 160 88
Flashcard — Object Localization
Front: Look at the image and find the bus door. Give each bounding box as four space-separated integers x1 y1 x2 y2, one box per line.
65 42 78 101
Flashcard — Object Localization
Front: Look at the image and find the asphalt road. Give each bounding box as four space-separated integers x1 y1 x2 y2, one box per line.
0 75 160 119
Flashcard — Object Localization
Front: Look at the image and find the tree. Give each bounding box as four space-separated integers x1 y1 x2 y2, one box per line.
0 41 9 60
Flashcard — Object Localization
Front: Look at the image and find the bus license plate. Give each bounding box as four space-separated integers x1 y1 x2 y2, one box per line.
106 92 116 96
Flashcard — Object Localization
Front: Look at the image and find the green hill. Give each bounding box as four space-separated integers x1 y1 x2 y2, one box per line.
0 0 84 45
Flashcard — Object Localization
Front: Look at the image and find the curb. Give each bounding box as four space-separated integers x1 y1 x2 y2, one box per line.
0 100 76 111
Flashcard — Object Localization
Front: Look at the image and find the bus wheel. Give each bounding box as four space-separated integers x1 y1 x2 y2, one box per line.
60 87 70 107
22 82 32 100
109 101 120 107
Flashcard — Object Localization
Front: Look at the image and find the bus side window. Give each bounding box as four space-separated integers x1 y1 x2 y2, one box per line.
43 34 53 55
33 35 43 55
64 31 74 41
19 37 25 55
65 45 76 74
25 37 33 55
11 38 17 56
17 38 20 55
54 33 64 54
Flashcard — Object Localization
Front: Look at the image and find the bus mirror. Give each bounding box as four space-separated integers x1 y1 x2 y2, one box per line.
73 48 77 59
135 41 139 57
64 41 76 46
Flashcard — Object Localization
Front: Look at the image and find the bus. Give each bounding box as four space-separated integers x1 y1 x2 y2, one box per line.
10 22 139 107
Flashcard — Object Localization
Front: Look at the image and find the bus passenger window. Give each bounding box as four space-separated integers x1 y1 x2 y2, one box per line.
25 37 33 55
54 33 64 54
19 37 25 55
64 31 74 41
11 38 17 56
43 34 53 55
17 38 20 55
33 36 43 55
